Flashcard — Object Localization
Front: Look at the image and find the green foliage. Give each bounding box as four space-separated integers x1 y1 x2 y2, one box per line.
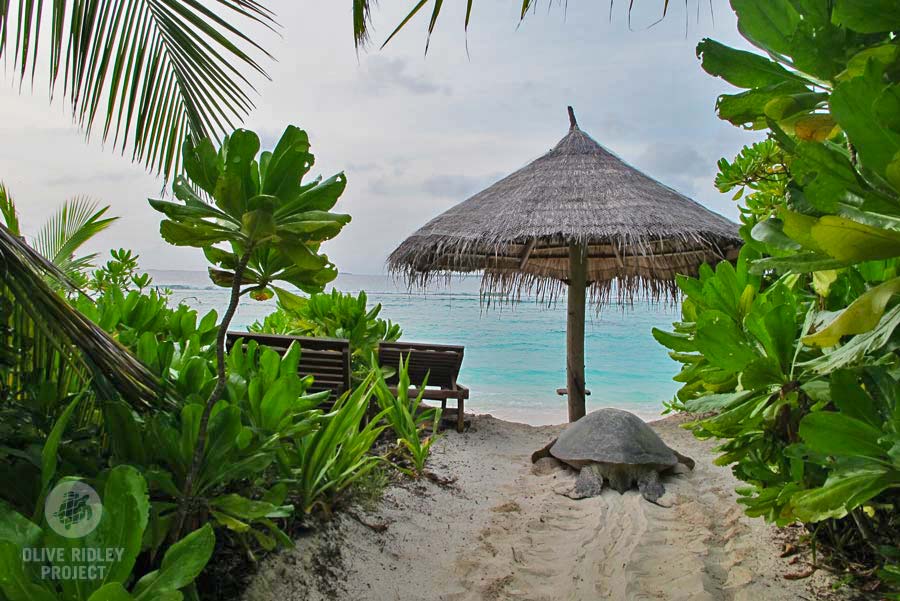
373 356 441 477
87 250 155 296
659 2 900 585
287 373 387 514
0 0 275 179
251 288 402 381
150 125 351 296
715 140 790 226
149 124 353 547
0 186 117 284
0 466 215 601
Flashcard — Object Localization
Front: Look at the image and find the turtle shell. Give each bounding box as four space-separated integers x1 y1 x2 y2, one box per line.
550 408 679 468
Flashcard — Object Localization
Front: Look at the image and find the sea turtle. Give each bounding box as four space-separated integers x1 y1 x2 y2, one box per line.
531 408 695 503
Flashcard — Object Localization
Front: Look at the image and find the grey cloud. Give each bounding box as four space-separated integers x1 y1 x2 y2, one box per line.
360 56 451 96
366 172 504 200
635 143 709 178
420 173 504 198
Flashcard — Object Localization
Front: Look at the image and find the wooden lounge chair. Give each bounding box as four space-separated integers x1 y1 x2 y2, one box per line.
226 331 352 400
378 341 469 432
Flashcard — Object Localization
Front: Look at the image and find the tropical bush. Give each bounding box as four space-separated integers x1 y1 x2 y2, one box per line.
0 466 215 601
148 124 351 541
287 373 388 514
373 356 442 477
252 288 402 381
655 1 900 586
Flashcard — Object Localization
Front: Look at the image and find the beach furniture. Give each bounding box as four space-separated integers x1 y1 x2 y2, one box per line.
378 341 469 432
226 331 352 399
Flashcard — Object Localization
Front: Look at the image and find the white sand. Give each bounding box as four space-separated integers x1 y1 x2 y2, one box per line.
245 414 847 601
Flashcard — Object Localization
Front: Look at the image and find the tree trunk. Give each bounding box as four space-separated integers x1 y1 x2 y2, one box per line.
566 241 587 422
172 246 252 541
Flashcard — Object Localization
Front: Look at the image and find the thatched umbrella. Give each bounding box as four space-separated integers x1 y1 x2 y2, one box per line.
388 107 741 422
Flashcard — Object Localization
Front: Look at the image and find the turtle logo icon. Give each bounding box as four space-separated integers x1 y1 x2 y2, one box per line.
45 481 102 538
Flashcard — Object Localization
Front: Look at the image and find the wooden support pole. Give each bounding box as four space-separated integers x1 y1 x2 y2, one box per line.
566 241 587 422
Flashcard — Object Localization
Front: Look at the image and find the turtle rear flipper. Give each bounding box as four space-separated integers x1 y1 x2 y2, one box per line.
567 465 604 499
672 450 695 470
530 438 557 463
637 470 665 503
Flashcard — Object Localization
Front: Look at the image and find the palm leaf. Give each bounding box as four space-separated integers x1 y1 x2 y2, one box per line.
354 0 681 50
32 197 117 279
0 222 166 410
0 184 20 236
0 0 276 179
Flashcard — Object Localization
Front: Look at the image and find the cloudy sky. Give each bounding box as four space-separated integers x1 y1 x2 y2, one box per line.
0 0 762 275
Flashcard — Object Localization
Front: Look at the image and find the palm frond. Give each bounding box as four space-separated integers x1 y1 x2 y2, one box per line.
0 0 276 179
356 0 684 50
0 223 165 409
32 197 117 277
0 184 20 236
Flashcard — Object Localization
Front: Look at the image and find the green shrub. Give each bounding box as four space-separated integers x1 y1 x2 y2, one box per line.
252 288 401 382
373 356 442 477
656 1 900 584
287 373 387 514
0 466 215 601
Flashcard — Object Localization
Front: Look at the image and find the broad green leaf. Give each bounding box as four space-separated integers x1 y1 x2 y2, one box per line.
182 138 221 197
132 523 214 599
799 412 887 458
791 464 897 522
0 501 41 550
831 64 900 179
717 82 812 129
46 466 149 599
651 328 695 352
261 126 313 201
832 0 900 33
38 394 83 514
801 304 900 373
215 129 261 217
810 216 900 263
87 583 135 601
830 370 882 427
731 0 799 57
241 209 276 243
0 541 56 601
750 218 802 252
697 38 809 89
750 252 847 275
160 221 231 247
695 310 759 373
804 277 900 347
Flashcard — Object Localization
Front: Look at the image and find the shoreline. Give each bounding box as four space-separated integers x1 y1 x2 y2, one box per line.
244 412 848 601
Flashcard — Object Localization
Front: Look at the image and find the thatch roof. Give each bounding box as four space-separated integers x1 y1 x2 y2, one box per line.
388 108 742 304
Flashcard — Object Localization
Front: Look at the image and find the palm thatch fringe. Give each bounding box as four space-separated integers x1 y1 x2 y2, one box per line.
0 224 165 410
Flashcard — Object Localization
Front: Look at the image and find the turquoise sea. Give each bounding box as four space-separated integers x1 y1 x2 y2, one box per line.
149 271 682 425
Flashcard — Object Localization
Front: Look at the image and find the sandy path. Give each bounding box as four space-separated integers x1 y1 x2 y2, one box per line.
245 414 844 601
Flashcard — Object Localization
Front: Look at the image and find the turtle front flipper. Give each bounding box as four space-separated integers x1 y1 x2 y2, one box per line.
531 438 557 463
567 465 605 499
637 469 665 503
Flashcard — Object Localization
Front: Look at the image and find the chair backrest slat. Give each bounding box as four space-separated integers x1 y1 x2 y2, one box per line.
226 331 351 398
378 341 464 389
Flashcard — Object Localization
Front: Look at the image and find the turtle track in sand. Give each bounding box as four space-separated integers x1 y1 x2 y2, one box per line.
450 418 831 601
245 414 847 601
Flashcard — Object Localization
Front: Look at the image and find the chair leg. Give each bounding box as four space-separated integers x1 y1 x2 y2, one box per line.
456 397 464 433
439 399 447 432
